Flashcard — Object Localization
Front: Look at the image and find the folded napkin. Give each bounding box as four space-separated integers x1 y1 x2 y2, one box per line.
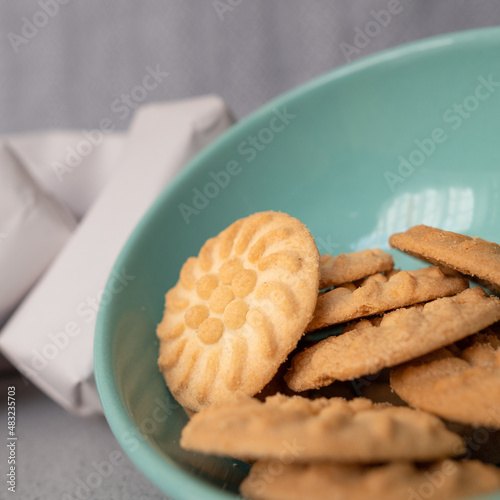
0 144 76 326
8 130 126 219
0 96 234 415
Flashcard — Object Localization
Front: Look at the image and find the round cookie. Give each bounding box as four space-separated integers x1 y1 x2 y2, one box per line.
180 395 465 463
286 288 500 392
391 324 500 428
240 460 500 500
157 211 320 412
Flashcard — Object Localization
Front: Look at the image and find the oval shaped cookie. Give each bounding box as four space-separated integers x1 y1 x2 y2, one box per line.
240 460 500 500
157 211 320 411
286 288 500 392
307 266 468 332
319 249 394 289
389 224 500 294
391 324 500 428
180 395 465 463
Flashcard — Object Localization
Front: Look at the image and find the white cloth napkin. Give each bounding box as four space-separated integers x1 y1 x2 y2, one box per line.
0 144 77 326
0 96 234 415
8 130 126 219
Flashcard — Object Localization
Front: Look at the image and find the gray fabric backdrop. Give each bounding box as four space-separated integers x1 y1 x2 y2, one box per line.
1 1 500 135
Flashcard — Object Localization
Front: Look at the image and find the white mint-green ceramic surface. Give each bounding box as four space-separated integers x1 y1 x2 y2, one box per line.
95 27 500 500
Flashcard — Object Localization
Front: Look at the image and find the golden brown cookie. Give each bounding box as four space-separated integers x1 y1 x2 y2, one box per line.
307 266 468 332
389 225 500 294
157 211 320 411
319 249 394 289
286 288 500 392
180 395 465 463
391 324 500 428
240 460 500 500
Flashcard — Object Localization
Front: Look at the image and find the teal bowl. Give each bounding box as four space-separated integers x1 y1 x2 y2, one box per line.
95 27 500 500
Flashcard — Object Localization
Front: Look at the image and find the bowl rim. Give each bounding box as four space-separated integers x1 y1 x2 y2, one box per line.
94 26 500 500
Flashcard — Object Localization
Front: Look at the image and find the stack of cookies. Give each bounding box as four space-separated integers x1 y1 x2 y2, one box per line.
156 212 500 500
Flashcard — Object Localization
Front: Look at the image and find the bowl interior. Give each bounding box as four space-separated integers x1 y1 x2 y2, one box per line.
95 27 500 500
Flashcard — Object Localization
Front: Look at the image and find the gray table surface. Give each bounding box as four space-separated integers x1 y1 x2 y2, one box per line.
0 374 168 500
